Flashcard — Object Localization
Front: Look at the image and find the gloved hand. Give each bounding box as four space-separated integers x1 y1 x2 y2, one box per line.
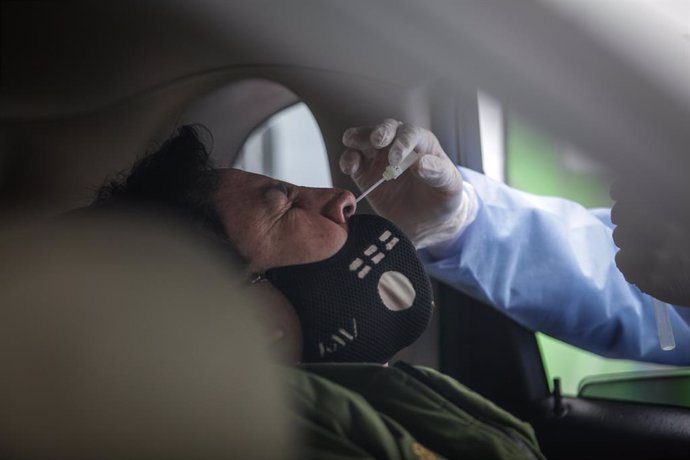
340 119 476 249
611 181 690 307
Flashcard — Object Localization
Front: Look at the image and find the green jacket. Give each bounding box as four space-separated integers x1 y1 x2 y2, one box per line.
285 362 545 460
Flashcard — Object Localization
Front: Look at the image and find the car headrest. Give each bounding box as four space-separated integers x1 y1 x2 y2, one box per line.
0 212 293 459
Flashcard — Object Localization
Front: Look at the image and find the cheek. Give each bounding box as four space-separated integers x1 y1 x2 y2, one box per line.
247 239 282 272
225 220 273 268
258 226 347 268
242 233 306 272
291 225 348 262
249 212 349 268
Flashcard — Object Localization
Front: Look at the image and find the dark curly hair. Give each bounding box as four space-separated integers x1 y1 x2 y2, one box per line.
91 125 229 245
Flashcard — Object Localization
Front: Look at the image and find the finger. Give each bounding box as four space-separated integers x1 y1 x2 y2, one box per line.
611 217 664 257
342 126 375 150
370 118 402 148
611 224 643 250
414 154 462 192
388 124 421 166
610 200 648 227
609 201 624 226
615 248 653 286
339 149 362 177
637 241 690 304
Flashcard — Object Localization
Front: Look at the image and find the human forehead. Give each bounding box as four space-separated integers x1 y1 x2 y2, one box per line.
218 168 284 192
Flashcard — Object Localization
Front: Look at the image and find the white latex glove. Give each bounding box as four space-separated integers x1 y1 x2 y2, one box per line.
340 119 477 249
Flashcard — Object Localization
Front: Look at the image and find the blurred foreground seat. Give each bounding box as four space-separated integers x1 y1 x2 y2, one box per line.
0 212 293 459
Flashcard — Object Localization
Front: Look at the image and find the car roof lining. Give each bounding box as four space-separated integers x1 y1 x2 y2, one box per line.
177 79 301 168
2 0 689 212
1 63 436 213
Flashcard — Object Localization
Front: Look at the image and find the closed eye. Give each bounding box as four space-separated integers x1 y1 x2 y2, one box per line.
264 182 293 211
264 182 289 197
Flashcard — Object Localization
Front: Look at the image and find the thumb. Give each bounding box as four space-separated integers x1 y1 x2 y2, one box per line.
414 154 462 192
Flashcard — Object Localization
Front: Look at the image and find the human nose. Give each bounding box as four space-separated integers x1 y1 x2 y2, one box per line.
322 188 357 224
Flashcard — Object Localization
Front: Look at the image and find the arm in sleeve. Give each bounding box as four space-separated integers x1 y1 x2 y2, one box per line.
420 167 690 365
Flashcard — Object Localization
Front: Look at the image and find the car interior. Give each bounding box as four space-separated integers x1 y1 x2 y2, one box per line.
2 1 689 459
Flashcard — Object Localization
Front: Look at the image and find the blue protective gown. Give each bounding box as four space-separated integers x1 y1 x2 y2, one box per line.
420 167 690 365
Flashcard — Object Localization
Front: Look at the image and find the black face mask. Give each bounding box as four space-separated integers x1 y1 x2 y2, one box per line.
265 214 434 363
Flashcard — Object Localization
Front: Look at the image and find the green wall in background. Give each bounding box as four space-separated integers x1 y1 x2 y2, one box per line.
507 116 613 209
504 115 674 395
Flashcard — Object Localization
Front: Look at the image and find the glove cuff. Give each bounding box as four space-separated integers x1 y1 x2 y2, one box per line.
413 182 478 250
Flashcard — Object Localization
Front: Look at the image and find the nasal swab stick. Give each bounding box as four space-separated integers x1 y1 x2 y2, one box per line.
356 177 385 203
355 152 419 203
